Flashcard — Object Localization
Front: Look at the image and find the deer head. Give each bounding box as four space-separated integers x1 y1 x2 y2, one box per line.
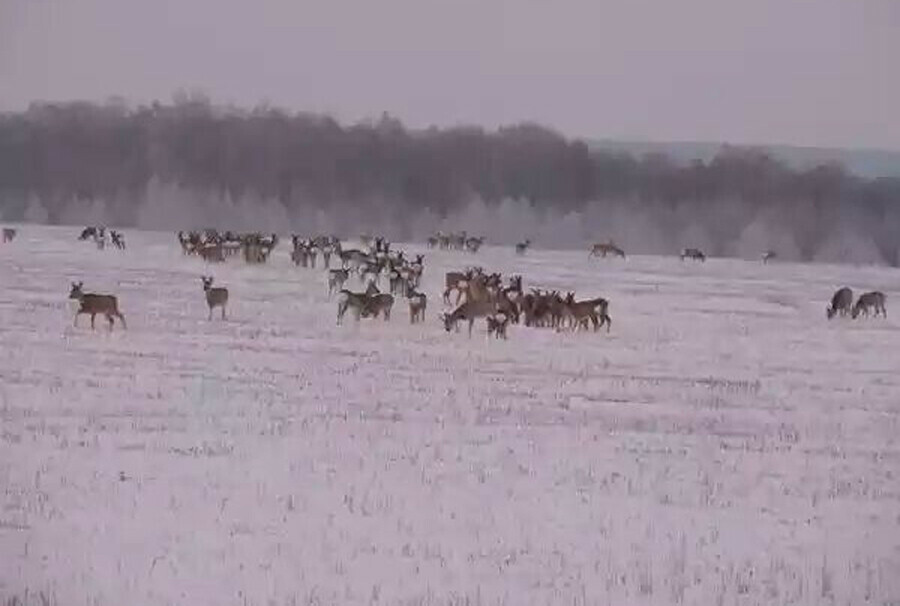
69 282 84 300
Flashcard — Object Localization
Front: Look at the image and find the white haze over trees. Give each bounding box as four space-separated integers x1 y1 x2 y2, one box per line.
1 98 898 265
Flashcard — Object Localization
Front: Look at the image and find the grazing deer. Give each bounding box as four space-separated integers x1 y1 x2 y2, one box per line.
441 300 498 337
408 290 427 324
2 228 16 243
827 287 853 319
590 242 626 259
681 248 706 262
327 268 351 297
761 250 776 264
486 313 510 339
336 282 380 325
69 282 126 330
515 240 531 255
201 276 229 320
852 291 886 319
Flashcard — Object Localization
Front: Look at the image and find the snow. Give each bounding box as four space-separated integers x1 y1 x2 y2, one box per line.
1 225 899 605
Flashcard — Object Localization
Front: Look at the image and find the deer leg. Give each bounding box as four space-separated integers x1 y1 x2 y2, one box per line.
208 306 213 321
90 314 96 330
117 313 127 329
468 318 474 337
73 312 80 327
222 306 226 320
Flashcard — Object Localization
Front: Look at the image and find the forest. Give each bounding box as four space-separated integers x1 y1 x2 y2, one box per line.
1 96 898 263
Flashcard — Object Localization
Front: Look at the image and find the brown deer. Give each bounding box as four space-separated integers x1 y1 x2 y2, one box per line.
444 270 472 305
336 282 380 325
2 228 16 243
327 268 350 297
201 276 229 320
680 248 706 262
361 293 395 321
589 242 626 259
486 313 510 339
407 289 427 324
562 292 611 332
69 282 126 330
852 291 886 319
827 287 853 320
515 240 531 255
761 250 776 264
441 300 498 337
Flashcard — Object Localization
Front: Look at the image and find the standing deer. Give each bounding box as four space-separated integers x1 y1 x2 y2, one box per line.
361 292 395 321
486 313 510 339
407 289 428 324
761 250 776 264
201 276 229 320
852 291 886 319
681 248 706 262
2 228 16 243
515 240 531 255
336 282 380 325
826 287 853 319
562 293 611 332
327 268 351 297
69 282 127 330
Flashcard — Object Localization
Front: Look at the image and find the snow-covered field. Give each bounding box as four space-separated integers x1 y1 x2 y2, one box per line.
1 226 899 605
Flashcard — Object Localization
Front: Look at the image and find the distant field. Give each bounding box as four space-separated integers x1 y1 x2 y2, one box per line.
1 226 899 605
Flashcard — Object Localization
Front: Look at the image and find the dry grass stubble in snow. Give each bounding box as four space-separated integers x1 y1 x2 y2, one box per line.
1 226 899 605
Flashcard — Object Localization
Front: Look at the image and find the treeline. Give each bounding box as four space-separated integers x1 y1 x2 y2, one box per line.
1 97 899 263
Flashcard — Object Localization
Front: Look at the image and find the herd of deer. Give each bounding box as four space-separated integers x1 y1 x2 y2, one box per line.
427 231 485 253
177 229 280 264
0 225 878 335
326 237 428 326
439 268 612 337
78 226 125 250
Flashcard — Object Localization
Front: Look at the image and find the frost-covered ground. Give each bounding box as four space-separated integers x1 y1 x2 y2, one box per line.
1 225 899 605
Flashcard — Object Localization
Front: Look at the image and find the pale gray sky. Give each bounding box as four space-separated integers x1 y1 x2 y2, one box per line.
1 0 897 149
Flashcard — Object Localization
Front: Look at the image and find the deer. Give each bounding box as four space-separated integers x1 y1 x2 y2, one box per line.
465 236 484 253
486 313 510 339
444 270 472 305
361 292 395 321
201 276 229 320
681 248 706 262
336 282 380 325
852 291 886 319
827 287 854 319
407 289 428 324
761 250 776 264
2 228 16 243
590 242 626 259
441 300 498 337
515 240 531 255
327 268 351 297
69 282 126 330
562 292 611 332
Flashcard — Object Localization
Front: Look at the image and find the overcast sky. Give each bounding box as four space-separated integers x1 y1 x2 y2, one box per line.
1 0 897 149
